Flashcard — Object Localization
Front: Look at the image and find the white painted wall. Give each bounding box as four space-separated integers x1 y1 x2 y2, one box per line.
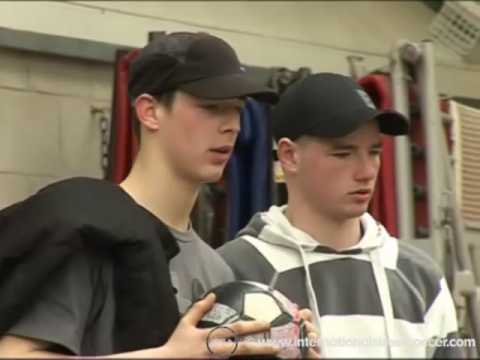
1 1 480 207
0 47 111 208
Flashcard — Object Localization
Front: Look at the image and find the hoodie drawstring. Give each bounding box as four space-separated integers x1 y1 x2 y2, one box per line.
296 243 325 354
370 247 394 358
298 243 396 358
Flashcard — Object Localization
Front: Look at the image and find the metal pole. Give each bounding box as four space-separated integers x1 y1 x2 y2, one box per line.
389 40 415 240
416 40 446 266
439 106 480 352
417 40 480 353
347 55 366 81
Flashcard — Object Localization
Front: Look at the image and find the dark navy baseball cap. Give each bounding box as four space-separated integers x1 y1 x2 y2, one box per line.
129 32 278 104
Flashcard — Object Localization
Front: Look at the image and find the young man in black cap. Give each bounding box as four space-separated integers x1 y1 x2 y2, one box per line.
0 32 282 358
219 73 463 358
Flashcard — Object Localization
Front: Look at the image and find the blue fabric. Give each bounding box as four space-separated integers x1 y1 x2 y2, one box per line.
226 99 273 240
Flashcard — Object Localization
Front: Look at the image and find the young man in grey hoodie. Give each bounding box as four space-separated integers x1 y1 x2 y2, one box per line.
218 73 463 358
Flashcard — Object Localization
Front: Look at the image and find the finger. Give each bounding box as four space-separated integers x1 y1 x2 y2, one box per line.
205 337 238 358
306 347 322 359
227 320 271 337
306 324 319 345
303 320 317 335
307 331 319 349
308 330 319 344
182 292 216 326
298 308 313 322
233 340 280 357
306 331 321 358
206 324 238 341
300 320 320 357
208 320 270 339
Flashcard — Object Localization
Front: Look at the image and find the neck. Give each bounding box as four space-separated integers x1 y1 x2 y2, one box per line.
119 147 198 232
285 197 362 251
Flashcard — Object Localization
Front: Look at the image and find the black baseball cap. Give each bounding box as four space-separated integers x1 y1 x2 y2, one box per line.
128 32 278 104
272 73 409 141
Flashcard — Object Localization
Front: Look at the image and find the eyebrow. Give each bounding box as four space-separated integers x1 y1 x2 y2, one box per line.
329 141 383 151
197 99 245 107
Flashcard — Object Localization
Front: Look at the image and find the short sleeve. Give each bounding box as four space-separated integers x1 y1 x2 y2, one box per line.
6 250 97 355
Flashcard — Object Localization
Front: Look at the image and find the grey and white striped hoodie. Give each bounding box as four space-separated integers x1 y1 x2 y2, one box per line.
218 205 462 358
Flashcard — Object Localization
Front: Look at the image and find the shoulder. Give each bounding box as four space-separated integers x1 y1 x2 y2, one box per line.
217 235 268 268
370 215 443 285
396 240 444 283
393 240 446 312
189 231 228 262
393 242 459 334
14 177 121 219
36 177 124 208
26 177 140 233
217 235 277 283
0 177 151 258
217 235 253 257
36 177 112 198
175 229 233 275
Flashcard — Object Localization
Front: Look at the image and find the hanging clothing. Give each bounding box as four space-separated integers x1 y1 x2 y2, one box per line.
0 177 179 353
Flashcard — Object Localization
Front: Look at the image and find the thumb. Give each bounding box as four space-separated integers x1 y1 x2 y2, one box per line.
182 292 216 326
298 308 313 322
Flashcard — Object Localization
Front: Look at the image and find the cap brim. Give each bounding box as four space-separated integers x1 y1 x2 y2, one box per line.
332 107 410 137
374 110 410 135
178 73 279 104
304 106 410 139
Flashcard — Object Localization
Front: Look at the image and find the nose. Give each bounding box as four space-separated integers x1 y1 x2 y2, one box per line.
354 152 379 182
219 109 241 134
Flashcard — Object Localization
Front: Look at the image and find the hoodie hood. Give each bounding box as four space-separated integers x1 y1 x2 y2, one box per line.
237 205 396 357
237 205 387 254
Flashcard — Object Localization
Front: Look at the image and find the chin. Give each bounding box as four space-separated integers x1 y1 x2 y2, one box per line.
198 169 225 184
342 205 369 219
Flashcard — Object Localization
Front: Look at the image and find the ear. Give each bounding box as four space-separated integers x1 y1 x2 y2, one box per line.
277 137 300 174
133 94 163 132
